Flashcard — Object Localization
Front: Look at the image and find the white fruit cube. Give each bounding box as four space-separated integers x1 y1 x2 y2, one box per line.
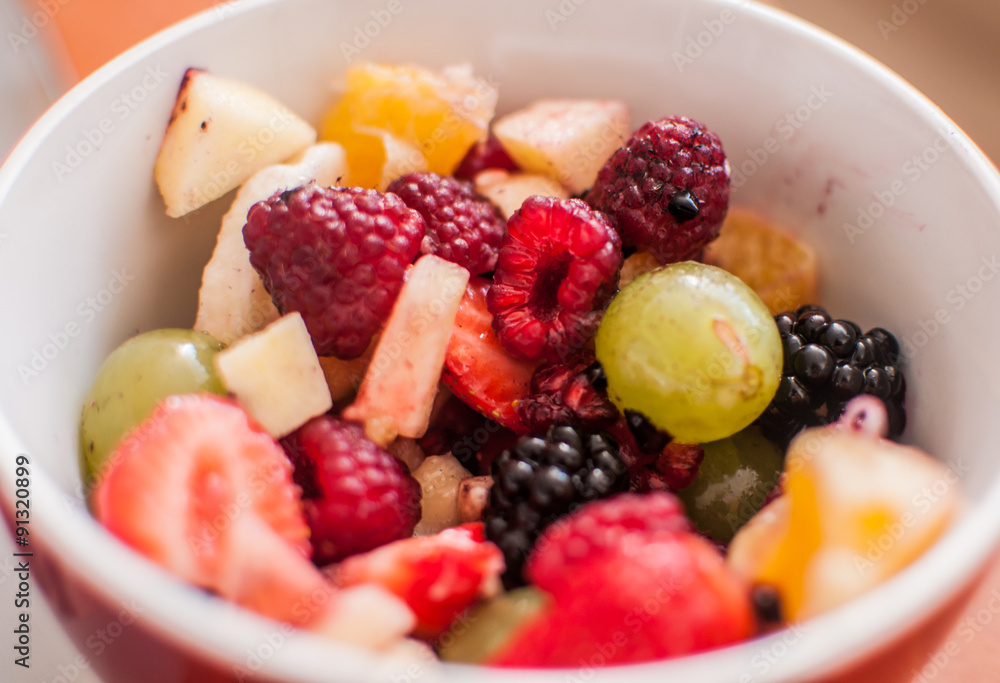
215 312 332 437
343 255 470 444
474 169 569 219
154 68 317 217
492 99 630 195
194 143 348 345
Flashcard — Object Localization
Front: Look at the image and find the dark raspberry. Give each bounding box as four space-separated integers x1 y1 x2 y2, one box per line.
483 425 629 587
587 116 729 264
757 306 907 446
487 196 622 362
604 416 701 492
386 172 505 275
630 442 706 493
244 183 424 359
517 351 619 434
453 135 519 181
281 416 421 565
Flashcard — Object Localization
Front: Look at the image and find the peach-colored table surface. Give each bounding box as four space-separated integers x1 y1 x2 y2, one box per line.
3 1 1000 681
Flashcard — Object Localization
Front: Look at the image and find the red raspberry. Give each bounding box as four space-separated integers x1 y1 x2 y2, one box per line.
527 492 691 595
281 416 421 566
487 196 622 362
453 135 519 181
517 350 618 434
243 183 425 359
588 116 730 264
386 172 505 275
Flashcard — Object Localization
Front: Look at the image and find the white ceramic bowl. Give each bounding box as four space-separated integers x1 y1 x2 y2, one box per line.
2 0 1000 681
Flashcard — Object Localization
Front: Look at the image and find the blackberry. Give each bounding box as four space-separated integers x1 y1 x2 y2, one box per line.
483 425 628 588
757 305 906 445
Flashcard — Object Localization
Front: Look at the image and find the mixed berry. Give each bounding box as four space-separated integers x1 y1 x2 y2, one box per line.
78 60 961 669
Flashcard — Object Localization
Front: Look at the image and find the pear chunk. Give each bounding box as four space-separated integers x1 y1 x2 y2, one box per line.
154 68 316 217
492 99 629 194
214 312 332 438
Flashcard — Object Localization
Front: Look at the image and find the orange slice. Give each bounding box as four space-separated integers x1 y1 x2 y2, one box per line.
321 63 497 181
703 207 818 314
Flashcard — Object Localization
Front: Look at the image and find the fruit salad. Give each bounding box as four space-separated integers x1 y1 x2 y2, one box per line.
78 61 961 668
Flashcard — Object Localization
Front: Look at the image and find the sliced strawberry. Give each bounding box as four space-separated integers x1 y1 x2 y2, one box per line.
442 277 539 433
91 397 317 621
331 523 504 639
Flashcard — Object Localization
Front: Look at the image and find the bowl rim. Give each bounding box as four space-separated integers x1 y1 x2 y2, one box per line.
3 0 1000 681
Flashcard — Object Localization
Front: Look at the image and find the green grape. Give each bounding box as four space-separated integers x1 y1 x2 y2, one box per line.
80 329 225 484
595 261 781 444
437 587 548 664
676 426 784 543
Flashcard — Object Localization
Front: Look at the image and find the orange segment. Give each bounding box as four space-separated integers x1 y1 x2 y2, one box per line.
321 63 497 179
703 207 818 314
729 427 960 622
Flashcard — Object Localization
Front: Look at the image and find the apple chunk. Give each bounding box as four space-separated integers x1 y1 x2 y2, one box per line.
194 143 348 345
492 99 630 195
214 312 332 438
154 68 316 217
473 169 568 219
343 255 470 445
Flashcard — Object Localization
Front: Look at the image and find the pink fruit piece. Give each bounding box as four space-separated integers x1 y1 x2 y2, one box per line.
516 349 619 434
243 183 425 359
342 253 469 441
386 172 506 275
487 196 622 362
490 493 753 667
281 415 422 566
453 135 520 181
442 277 540 433
92 394 338 627
588 116 729 264
331 522 504 639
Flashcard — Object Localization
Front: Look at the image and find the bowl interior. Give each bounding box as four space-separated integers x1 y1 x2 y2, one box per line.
2 0 1000 681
